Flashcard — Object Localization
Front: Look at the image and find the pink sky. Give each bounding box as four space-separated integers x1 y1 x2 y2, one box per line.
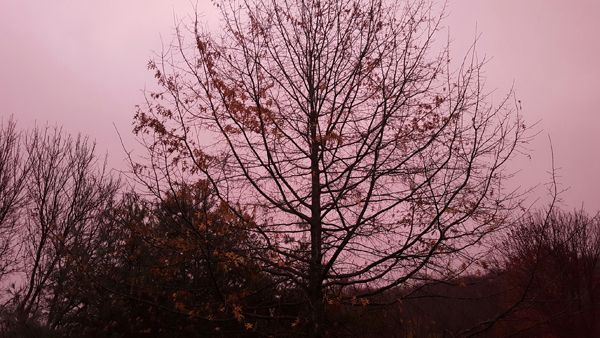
1 1 599 210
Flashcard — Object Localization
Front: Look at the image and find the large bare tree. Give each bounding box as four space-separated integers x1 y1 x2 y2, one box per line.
133 0 527 334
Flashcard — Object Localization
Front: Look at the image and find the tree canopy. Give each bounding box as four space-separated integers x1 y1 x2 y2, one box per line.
133 0 527 335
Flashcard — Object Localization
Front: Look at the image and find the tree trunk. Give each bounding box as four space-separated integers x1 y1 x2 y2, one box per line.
308 104 323 336
308 284 324 337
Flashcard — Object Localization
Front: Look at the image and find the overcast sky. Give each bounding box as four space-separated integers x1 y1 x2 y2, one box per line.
1 0 599 210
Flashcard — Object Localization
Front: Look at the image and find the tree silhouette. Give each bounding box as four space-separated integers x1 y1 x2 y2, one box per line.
0 125 119 334
133 0 527 334
0 118 28 289
499 209 600 336
56 183 283 337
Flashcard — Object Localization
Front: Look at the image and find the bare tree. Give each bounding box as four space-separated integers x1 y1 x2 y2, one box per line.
133 0 527 334
497 209 600 336
10 125 119 329
0 118 29 291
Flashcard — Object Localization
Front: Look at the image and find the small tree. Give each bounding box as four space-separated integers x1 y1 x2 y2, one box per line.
500 209 600 336
5 125 119 332
60 183 279 336
0 118 28 289
133 0 526 334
